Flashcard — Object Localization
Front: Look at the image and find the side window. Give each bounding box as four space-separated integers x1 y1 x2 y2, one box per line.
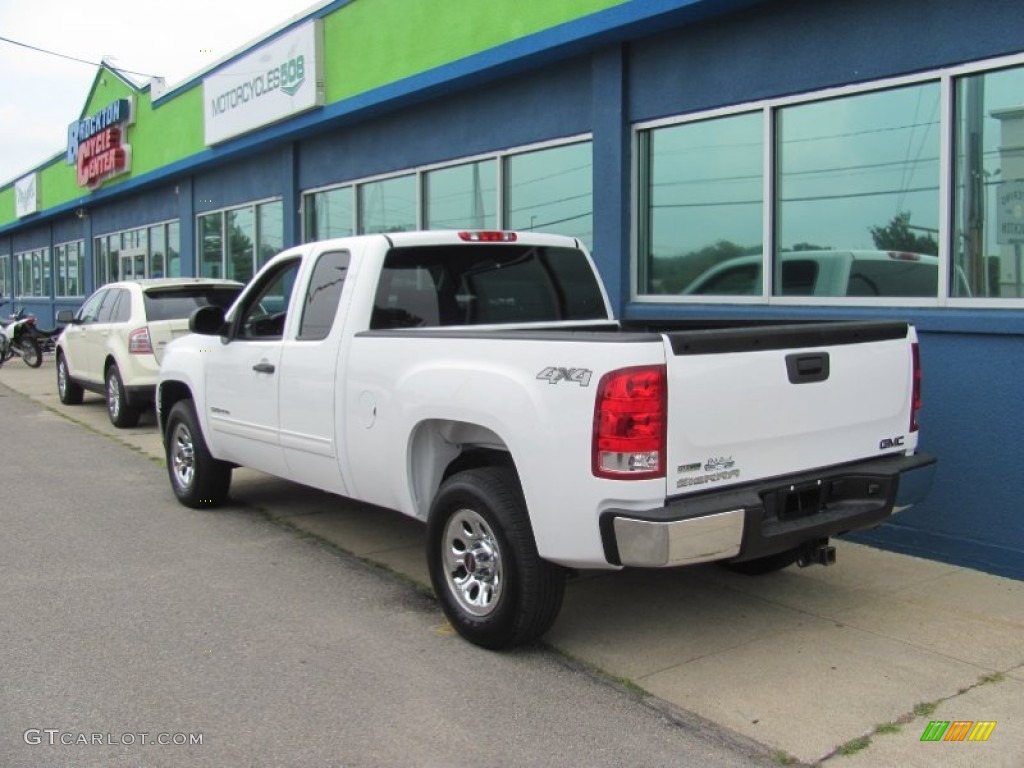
97 289 124 323
112 289 133 322
298 250 350 341
77 289 109 324
235 258 301 340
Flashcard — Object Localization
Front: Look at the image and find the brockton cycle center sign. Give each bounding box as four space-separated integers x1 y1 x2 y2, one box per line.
203 19 324 146
66 97 133 190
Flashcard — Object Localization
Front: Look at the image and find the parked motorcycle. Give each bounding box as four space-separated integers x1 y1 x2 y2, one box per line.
19 309 63 356
0 303 43 368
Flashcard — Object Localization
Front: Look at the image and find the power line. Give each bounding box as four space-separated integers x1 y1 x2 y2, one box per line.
0 35 160 80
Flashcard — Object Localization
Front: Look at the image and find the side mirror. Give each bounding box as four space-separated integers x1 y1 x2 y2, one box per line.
189 305 228 336
56 310 76 324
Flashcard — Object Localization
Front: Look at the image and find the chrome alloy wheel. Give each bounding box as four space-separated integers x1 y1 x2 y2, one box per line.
169 422 196 491
442 508 504 617
106 373 121 420
57 359 69 397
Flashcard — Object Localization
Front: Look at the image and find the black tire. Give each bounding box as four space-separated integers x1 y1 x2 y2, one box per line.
56 353 84 405
105 363 141 428
427 467 566 650
164 399 232 508
721 547 801 576
18 338 42 368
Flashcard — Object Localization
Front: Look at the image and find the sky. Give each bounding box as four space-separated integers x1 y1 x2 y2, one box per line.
0 0 324 184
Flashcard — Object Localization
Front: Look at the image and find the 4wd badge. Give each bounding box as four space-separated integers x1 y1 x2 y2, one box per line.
536 367 593 387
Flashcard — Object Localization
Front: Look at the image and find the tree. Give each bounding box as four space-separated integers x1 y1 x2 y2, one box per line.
869 212 938 255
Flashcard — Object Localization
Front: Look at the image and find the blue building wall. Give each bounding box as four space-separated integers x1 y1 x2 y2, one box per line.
1 0 1020 578
613 0 1024 579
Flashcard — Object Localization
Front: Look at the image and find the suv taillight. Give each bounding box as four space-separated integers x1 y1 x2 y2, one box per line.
592 365 666 480
129 327 153 354
910 342 921 432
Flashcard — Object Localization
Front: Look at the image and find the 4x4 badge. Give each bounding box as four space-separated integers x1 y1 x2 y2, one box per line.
536 367 593 387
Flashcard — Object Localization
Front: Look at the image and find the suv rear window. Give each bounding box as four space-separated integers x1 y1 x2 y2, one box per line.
143 286 242 322
371 244 606 329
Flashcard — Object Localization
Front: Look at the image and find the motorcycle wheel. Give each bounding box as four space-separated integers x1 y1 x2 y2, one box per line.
19 338 43 368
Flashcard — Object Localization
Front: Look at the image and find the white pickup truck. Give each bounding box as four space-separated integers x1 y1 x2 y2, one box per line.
158 230 935 649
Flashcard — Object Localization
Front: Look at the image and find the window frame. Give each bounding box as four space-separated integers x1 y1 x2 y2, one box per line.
300 134 593 247
13 247 51 299
197 198 282 283
632 50 1024 309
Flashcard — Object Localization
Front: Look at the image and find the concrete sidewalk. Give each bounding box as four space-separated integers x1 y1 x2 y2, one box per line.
2 361 1021 766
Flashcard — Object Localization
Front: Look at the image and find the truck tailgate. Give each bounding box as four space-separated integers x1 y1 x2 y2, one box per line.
662 322 915 494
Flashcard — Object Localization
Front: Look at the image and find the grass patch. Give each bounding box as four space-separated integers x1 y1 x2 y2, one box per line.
979 672 1005 685
913 701 938 718
835 735 871 756
771 749 798 765
874 722 901 735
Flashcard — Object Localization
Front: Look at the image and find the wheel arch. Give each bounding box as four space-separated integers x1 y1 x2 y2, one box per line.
408 419 520 521
158 379 195 435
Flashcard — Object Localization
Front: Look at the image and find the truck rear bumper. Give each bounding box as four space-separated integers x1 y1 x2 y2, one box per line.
601 453 936 568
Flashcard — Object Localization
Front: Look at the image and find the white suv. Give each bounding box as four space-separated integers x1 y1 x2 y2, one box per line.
56 278 242 427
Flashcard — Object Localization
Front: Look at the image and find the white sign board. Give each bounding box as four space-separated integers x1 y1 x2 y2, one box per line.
203 20 324 146
997 180 1024 245
15 173 40 217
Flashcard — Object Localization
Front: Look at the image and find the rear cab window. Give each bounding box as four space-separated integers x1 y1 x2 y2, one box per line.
370 244 607 329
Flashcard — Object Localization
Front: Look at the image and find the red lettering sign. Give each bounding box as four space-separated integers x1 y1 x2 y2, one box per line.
76 127 128 188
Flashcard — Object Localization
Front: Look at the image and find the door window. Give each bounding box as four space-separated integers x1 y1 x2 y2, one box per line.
76 289 109 324
234 258 301 340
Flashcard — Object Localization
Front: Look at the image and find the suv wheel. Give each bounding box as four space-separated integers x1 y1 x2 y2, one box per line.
57 354 84 405
106 363 141 428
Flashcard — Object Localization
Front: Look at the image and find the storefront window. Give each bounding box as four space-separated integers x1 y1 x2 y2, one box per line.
258 200 283 267
54 241 84 297
776 84 941 297
149 225 166 278
505 142 592 247
305 186 354 242
639 113 762 295
200 214 224 278
0 255 9 299
14 248 50 297
359 175 416 234
167 221 181 277
199 202 282 281
954 64 1024 298
227 207 255 282
425 160 497 230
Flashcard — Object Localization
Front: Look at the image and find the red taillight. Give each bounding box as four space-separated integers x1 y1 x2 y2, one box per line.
26 316 36 325
910 342 921 432
592 365 666 480
128 327 153 354
458 231 518 242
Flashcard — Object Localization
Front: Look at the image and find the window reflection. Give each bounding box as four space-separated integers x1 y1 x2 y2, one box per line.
776 84 940 297
425 160 496 230
640 113 763 295
306 187 353 242
505 142 592 247
359 175 416 234
955 64 1024 298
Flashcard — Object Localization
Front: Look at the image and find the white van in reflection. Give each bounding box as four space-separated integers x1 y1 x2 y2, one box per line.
682 250 958 297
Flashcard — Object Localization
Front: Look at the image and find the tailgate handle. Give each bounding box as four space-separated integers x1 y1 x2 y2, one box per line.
786 352 829 384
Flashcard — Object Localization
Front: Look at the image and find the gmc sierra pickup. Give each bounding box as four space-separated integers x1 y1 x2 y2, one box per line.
158 230 935 649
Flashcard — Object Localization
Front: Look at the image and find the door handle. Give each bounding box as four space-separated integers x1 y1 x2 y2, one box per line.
252 362 276 374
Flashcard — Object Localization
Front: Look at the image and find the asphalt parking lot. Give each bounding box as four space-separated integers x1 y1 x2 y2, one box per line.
2 361 1022 766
